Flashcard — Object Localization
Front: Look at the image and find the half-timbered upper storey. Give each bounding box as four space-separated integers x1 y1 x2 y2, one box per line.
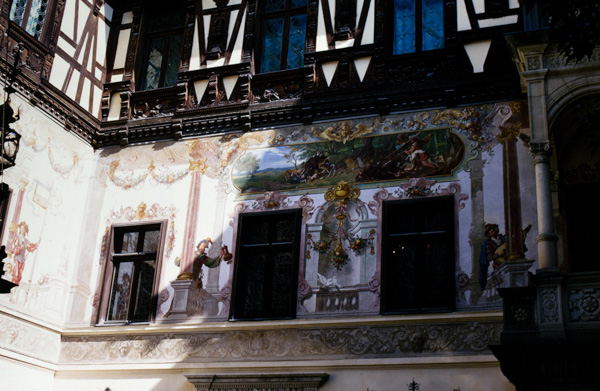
0 0 525 147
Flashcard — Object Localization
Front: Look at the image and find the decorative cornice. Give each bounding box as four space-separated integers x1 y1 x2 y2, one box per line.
59 321 502 363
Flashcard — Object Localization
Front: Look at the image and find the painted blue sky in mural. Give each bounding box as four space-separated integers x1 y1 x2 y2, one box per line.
234 147 298 174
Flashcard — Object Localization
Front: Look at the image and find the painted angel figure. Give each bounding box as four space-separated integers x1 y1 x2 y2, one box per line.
191 237 232 289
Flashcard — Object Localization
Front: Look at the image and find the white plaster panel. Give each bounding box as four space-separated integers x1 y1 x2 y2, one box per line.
66 70 80 101
95 66 103 80
81 78 91 111
102 3 113 21
322 61 339 86
49 55 70 90
207 58 226 68
362 0 374 45
61 0 76 40
202 0 216 10
77 2 90 42
107 92 122 120
111 74 123 82
76 35 88 63
509 0 520 9
204 15 211 50
93 86 103 118
193 80 209 102
228 10 238 49
335 39 355 50
223 76 238 99
113 29 131 70
457 0 472 31
328 0 336 26
473 0 485 14
190 19 201 71
122 11 133 24
464 40 492 73
95 19 109 66
230 8 246 64
354 56 371 82
478 15 519 28
57 36 76 58
316 1 328 52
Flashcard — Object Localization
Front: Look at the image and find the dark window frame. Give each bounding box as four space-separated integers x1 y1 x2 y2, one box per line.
8 0 52 40
96 221 167 325
138 4 186 91
230 209 302 321
258 0 308 74
392 0 446 56
381 196 456 314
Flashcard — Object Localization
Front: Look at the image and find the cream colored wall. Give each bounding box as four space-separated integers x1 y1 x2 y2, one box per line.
50 362 514 391
0 91 99 325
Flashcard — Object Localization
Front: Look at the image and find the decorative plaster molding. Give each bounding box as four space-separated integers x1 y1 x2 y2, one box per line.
59 321 501 363
569 288 600 322
539 287 560 324
0 313 61 363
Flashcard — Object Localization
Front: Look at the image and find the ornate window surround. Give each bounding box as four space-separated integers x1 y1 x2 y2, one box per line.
93 218 170 325
224 192 316 317
184 373 329 391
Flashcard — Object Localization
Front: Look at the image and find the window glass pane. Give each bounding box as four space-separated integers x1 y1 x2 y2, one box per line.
143 230 161 252
386 239 418 309
107 262 134 321
422 0 444 51
132 260 155 321
150 12 170 32
275 218 295 243
25 0 43 37
286 14 306 70
261 18 284 73
142 38 166 90
265 0 286 12
245 220 270 245
10 0 27 25
270 251 293 315
171 9 187 28
119 232 140 253
241 253 267 317
393 0 416 55
164 35 183 87
421 238 451 307
290 0 308 7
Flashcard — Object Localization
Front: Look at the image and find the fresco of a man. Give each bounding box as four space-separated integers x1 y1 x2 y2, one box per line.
8 222 39 285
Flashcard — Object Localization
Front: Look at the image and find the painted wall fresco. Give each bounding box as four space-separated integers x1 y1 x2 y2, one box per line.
0 91 97 323
232 128 465 194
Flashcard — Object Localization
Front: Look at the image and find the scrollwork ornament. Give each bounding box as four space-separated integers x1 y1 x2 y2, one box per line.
540 287 560 324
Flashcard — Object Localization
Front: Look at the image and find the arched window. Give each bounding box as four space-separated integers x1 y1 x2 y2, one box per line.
552 95 600 272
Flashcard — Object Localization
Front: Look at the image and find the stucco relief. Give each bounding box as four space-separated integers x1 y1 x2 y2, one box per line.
60 321 501 363
0 313 61 363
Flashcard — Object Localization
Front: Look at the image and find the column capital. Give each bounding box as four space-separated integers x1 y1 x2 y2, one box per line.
530 141 551 164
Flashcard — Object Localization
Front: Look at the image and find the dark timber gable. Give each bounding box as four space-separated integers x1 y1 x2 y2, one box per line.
0 0 526 148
